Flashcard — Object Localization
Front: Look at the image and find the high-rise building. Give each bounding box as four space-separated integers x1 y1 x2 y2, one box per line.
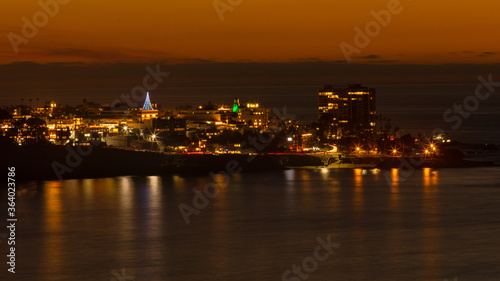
318 84 376 138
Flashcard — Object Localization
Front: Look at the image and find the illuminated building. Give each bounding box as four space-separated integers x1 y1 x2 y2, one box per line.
233 100 270 129
318 84 376 138
141 92 158 120
47 119 75 144
178 100 271 129
233 98 240 113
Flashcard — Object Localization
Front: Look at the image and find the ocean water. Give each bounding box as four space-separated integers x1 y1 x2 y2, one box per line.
4 166 500 280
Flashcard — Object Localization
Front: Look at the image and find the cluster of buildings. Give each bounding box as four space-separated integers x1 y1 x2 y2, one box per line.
0 84 390 153
0 93 283 153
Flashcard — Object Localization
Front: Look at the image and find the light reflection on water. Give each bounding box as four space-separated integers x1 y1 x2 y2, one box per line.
10 167 500 280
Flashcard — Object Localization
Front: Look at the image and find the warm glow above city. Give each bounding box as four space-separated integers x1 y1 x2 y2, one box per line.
1 0 499 64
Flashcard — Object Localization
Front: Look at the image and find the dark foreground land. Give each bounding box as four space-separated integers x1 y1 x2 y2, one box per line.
0 144 321 181
0 143 497 181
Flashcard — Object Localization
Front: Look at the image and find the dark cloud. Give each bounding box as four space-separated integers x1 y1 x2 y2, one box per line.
291 57 326 62
291 58 347 64
367 60 399 63
1 61 499 96
477 52 496 57
46 62 87 66
358 54 380 59
25 47 170 63
182 58 217 63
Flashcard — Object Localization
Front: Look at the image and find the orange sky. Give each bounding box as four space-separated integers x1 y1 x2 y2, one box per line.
1 0 499 64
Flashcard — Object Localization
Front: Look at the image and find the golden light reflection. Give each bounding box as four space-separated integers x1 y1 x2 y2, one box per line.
300 170 310 181
172 175 187 193
371 168 380 179
390 168 399 190
46 180 63 189
421 168 440 273
42 181 63 275
353 169 363 186
119 176 133 208
423 168 440 189
146 176 162 210
144 176 163 265
299 170 313 195
320 168 329 180
44 183 63 231
82 178 94 199
118 177 134 241
209 173 229 197
147 175 160 188
431 170 439 186
389 168 401 214
423 168 431 187
101 178 117 196
353 169 364 211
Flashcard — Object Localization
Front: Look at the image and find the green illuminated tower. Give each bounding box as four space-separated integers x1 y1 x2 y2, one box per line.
233 98 240 112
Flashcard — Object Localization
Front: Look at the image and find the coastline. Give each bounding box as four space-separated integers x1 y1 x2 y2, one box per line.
1 144 497 182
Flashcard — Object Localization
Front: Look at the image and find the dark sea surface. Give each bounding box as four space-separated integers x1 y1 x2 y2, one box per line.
6 83 499 144
4 166 500 280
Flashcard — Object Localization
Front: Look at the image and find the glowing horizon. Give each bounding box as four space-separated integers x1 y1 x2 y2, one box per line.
1 0 499 65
